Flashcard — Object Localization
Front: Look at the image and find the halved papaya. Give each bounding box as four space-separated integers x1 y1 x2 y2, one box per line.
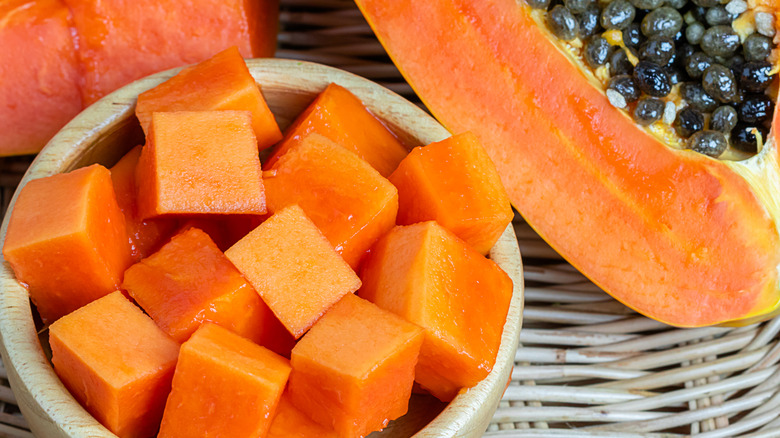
355 0 780 326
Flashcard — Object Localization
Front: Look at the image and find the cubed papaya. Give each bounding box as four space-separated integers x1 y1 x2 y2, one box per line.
0 0 82 156
263 83 408 177
62 0 279 104
268 393 338 438
177 214 266 252
289 293 423 438
359 221 513 402
122 227 293 353
158 323 291 438
135 47 282 149
110 145 177 260
264 133 398 269
389 132 513 255
2 164 132 323
135 111 266 219
49 291 180 438
225 205 361 339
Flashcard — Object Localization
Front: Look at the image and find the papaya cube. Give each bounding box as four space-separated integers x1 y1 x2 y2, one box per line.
289 294 423 438
49 291 179 438
158 323 291 438
135 110 266 219
135 47 282 149
268 393 338 438
264 133 398 269
122 227 293 352
225 205 361 339
389 132 513 255
359 221 513 402
2 164 132 323
110 145 177 260
264 83 408 177
177 214 266 252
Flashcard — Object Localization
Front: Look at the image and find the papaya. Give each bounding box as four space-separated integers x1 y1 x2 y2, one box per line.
2 164 132 323
62 0 279 105
122 227 286 346
135 111 266 219
0 0 82 156
135 47 282 150
264 133 399 269
355 0 780 327
110 145 177 261
263 83 409 177
225 205 362 339
158 323 291 438
49 291 180 438
288 293 424 438
268 392 338 438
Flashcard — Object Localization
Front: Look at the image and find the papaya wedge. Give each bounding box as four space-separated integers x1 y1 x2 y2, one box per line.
355 0 780 327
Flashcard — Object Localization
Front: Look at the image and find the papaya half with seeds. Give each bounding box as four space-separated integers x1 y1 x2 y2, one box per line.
355 0 780 327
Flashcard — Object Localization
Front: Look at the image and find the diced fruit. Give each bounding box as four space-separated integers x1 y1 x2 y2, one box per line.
264 133 398 269
158 323 291 438
110 145 177 260
268 393 339 438
289 294 424 438
359 221 513 401
264 83 408 177
135 47 282 149
49 291 179 438
2 164 132 323
225 205 362 338
62 0 279 104
0 0 82 156
135 111 266 219
389 132 512 255
122 228 293 351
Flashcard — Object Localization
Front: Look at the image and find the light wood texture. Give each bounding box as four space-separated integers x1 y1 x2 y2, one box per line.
0 59 524 438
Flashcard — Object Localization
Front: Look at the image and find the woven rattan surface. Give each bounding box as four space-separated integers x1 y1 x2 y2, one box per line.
3 0 780 437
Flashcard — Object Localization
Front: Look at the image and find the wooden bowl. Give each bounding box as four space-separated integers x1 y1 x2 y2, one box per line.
0 59 524 438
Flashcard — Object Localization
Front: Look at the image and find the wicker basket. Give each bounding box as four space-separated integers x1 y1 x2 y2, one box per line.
3 0 780 436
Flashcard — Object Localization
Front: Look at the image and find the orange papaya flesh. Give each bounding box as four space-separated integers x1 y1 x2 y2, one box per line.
264 133 399 269
356 0 780 327
49 291 180 438
177 214 267 252
359 221 513 401
158 323 291 438
122 227 283 345
62 0 278 105
389 131 513 255
2 164 132 323
268 392 339 438
110 145 177 261
135 47 282 149
135 111 266 219
0 0 82 157
263 83 409 177
289 293 424 438
225 205 362 339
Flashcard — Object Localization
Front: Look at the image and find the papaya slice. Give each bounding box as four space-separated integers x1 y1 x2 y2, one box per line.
62 0 278 104
0 0 82 156
356 0 780 326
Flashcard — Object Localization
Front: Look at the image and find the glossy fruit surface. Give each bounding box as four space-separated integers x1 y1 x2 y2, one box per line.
356 0 780 326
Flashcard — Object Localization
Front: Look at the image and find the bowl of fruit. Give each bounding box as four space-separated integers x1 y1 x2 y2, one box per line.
0 49 523 438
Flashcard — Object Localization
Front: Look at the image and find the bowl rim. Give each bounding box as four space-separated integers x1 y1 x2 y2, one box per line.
0 58 524 438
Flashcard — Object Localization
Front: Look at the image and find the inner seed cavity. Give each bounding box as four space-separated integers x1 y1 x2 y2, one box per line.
528 0 777 158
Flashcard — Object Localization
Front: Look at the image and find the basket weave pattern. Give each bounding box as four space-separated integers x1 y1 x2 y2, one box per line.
3 0 780 436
